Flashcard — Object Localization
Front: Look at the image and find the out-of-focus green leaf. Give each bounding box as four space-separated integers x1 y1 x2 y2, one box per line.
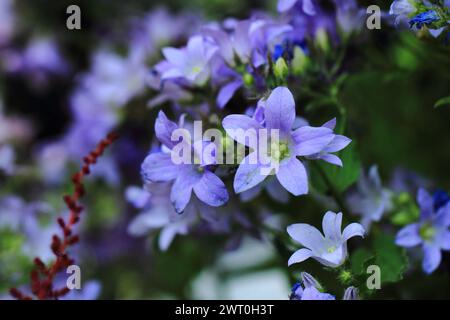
390 192 420 226
350 248 374 276
434 96 450 109
312 141 361 193
372 234 409 284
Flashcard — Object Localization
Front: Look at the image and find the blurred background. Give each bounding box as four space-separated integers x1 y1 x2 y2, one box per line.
1 0 449 299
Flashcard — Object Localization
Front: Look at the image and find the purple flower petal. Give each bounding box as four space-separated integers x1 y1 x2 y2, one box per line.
422 244 442 274
141 152 179 182
162 47 186 68
265 87 296 135
396 223 421 247
277 0 298 12
217 79 243 109
342 223 365 241
287 223 325 253
193 171 229 207
288 248 313 266
319 154 343 167
293 126 335 156
323 135 352 153
322 211 342 241
155 111 179 149
233 154 267 193
276 157 308 196
322 118 336 130
302 0 317 15
222 115 263 147
301 287 335 300
171 170 201 213
418 188 434 220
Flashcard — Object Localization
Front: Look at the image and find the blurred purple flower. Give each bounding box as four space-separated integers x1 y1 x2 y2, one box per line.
278 0 316 15
287 211 365 267
161 35 218 86
0 0 15 45
347 165 393 231
0 196 57 262
396 188 450 274
127 183 221 251
0 144 15 175
389 0 417 26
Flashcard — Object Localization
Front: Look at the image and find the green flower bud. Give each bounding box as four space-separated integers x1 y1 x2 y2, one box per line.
243 72 254 86
315 28 330 53
292 46 310 75
274 57 289 80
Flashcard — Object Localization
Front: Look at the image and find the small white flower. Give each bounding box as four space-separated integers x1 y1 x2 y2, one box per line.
287 211 365 267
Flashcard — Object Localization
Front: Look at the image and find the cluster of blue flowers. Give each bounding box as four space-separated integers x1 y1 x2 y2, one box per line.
390 0 450 39
131 0 450 298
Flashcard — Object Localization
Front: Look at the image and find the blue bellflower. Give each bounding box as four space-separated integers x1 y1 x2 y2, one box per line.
141 111 229 214
396 188 450 274
222 87 351 196
287 211 365 267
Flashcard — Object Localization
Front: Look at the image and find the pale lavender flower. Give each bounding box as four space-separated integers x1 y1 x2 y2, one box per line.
147 66 192 108
2 38 69 88
0 144 15 175
223 86 349 196
0 0 15 45
347 165 393 231
343 286 359 300
35 141 69 185
389 0 417 25
127 183 217 251
130 8 200 55
141 111 229 213
396 189 450 274
161 35 218 86
0 196 57 262
80 48 147 109
278 0 316 15
287 211 365 267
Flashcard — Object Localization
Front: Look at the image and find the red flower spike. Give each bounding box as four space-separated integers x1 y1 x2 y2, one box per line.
9 132 118 300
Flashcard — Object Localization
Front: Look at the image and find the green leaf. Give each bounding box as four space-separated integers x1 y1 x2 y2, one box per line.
315 141 361 193
350 248 374 276
372 234 409 284
434 96 450 109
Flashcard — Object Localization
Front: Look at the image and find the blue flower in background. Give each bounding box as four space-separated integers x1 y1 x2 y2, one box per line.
433 189 450 211
347 165 393 231
389 0 417 25
278 0 316 15
396 188 450 274
409 10 440 29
